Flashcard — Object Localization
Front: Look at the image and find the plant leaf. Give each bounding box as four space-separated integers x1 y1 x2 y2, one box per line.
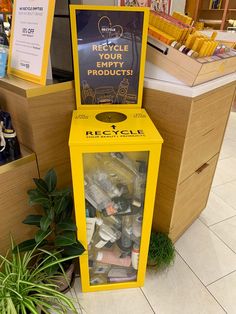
27 189 39 197
33 178 49 194
28 190 49 207
44 169 57 192
22 215 42 227
54 196 70 216
40 215 52 232
62 242 85 256
35 229 51 243
50 187 71 197
48 207 54 220
63 197 74 219
41 253 62 276
22 299 38 314
13 239 37 253
57 218 77 232
55 232 76 247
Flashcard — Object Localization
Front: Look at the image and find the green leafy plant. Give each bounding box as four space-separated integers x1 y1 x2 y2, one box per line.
0 238 79 314
17 169 85 258
148 231 175 269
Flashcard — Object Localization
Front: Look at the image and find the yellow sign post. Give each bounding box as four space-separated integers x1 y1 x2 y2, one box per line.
69 108 163 292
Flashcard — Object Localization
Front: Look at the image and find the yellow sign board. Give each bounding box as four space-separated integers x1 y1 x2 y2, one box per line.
70 5 149 109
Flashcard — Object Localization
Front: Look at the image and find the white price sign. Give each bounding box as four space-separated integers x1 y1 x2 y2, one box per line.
8 0 55 85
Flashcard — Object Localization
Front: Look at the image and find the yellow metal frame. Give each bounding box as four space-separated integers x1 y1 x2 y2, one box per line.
69 108 163 292
7 0 56 85
70 5 149 109
70 145 161 292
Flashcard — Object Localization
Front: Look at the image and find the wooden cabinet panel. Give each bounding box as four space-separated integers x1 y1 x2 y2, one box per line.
0 83 76 188
143 88 191 137
0 152 39 254
153 181 176 233
179 119 227 182
157 145 182 189
187 84 235 138
169 154 219 241
28 90 75 185
144 81 236 241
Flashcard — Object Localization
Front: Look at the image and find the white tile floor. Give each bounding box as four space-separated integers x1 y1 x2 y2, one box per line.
67 112 236 314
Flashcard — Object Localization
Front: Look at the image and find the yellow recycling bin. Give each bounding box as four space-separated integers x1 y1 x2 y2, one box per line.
69 108 163 292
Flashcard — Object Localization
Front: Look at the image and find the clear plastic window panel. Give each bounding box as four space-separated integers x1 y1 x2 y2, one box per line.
83 151 149 285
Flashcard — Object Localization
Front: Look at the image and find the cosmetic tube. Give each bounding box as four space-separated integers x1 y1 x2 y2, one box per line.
96 250 131 267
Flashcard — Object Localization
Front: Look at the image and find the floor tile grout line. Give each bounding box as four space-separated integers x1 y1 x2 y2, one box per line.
209 213 236 227
203 287 227 314
173 251 211 288
206 269 236 287
140 287 156 314
221 137 236 145
219 157 233 161
177 219 236 269
209 226 236 255
175 252 227 314
211 187 236 211
71 283 84 314
218 155 234 161
212 177 236 189
71 280 157 314
198 217 212 229
200 213 236 228
211 189 236 205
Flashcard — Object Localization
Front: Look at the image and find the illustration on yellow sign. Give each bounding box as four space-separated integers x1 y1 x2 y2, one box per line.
70 6 149 108
69 109 163 292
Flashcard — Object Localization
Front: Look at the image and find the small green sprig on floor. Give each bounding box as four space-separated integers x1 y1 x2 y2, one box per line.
148 231 175 269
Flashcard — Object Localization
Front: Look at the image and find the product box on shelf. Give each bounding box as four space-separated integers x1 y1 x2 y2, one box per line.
69 108 163 292
147 36 236 86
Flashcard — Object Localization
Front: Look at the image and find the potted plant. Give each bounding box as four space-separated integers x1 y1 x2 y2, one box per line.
0 237 79 314
147 231 175 269
17 169 85 292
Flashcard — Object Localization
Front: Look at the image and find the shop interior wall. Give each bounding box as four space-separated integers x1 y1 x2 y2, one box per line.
81 0 186 9
185 0 196 18
170 0 186 14
81 0 116 4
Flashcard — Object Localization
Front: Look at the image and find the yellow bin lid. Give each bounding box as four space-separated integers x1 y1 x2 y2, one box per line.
69 108 163 146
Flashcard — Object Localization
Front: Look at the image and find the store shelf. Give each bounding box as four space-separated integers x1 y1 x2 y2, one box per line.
0 76 76 188
0 145 36 175
200 9 224 11
193 0 236 30
0 74 73 98
199 19 222 24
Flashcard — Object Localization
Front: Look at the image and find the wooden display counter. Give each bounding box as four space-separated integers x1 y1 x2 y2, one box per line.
143 66 236 242
0 146 39 254
147 37 236 87
201 30 236 49
0 76 76 188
